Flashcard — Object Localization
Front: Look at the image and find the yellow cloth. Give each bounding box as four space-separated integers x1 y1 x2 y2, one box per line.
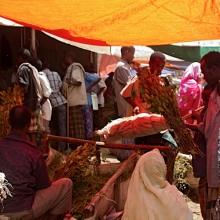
1 1 220 45
122 149 193 220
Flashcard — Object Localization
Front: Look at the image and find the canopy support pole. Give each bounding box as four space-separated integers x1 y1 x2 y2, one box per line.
31 28 37 57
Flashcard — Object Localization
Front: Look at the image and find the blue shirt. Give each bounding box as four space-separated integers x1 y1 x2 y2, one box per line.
43 69 67 107
81 72 99 109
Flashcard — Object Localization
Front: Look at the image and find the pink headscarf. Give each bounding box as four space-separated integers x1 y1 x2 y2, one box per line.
178 62 203 123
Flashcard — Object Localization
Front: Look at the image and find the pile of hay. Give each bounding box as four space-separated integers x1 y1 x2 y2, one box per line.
47 145 194 219
47 144 115 219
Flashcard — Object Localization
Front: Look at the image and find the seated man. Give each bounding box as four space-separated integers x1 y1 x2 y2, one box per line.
0 105 73 220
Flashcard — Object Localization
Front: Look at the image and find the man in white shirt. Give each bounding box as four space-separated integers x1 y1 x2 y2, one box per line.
29 57 52 134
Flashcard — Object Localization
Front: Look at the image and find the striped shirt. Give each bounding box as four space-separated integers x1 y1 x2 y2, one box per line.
43 69 67 107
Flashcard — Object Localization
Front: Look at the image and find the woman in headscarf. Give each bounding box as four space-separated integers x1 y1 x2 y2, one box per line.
122 149 193 220
178 62 203 123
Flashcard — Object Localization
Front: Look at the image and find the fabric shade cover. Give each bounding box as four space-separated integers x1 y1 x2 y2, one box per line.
150 44 220 62
1 0 220 46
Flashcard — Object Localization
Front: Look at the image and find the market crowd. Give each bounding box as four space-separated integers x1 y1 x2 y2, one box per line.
0 48 107 219
0 46 220 220
7 49 107 152
112 47 220 220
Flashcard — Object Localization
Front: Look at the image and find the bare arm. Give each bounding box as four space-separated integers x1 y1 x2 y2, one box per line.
40 96 48 106
97 87 105 96
87 78 101 93
66 77 81 86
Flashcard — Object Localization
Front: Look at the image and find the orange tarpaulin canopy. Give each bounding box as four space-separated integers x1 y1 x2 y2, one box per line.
0 0 220 46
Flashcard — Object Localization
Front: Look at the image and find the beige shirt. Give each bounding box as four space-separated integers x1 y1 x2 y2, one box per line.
112 59 132 116
121 75 149 117
62 63 88 107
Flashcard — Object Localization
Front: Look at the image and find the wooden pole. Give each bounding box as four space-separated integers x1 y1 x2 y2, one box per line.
31 28 37 57
66 84 69 151
182 106 204 120
43 134 172 152
84 152 137 217
90 51 93 63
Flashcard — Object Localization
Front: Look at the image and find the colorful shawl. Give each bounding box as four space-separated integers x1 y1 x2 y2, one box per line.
178 62 203 123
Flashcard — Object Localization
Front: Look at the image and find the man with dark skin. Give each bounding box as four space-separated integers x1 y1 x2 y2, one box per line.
187 51 220 219
15 48 42 145
121 51 166 116
0 105 72 220
62 51 87 141
114 51 167 161
112 46 135 118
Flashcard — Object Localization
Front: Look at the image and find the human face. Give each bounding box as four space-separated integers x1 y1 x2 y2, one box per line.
149 57 165 76
64 55 72 66
126 49 135 64
15 55 24 67
60 59 68 72
200 60 220 88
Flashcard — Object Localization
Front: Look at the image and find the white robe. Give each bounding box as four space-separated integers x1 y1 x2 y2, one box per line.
122 149 193 220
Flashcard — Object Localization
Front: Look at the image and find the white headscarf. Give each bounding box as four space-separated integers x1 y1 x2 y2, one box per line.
122 149 193 220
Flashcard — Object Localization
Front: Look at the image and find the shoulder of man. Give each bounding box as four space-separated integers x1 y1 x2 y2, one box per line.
19 63 40 77
115 62 130 72
116 60 126 68
70 62 85 72
18 63 32 72
98 79 106 88
39 71 46 76
1 134 40 152
44 69 59 77
86 72 99 81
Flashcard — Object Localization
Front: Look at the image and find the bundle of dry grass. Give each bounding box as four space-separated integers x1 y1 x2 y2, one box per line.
52 143 97 181
0 85 24 139
49 144 113 218
137 65 201 156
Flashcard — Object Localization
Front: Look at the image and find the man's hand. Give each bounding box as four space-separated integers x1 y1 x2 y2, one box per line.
133 106 140 115
40 96 48 106
191 110 202 123
65 77 71 84
87 88 92 94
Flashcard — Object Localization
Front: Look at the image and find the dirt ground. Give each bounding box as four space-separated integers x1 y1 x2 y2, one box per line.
100 147 203 220
188 199 203 220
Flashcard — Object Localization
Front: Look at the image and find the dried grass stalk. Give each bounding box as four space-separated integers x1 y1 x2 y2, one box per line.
136 65 201 156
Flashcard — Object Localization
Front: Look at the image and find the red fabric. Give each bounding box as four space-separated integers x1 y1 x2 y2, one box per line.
99 54 120 76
